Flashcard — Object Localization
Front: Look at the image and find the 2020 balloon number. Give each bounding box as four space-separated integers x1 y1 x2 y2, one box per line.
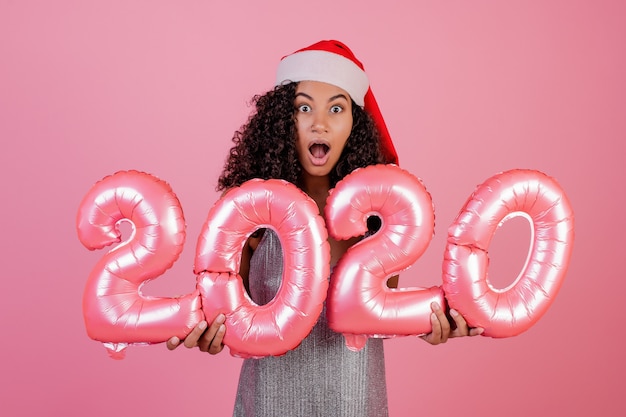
77 165 574 358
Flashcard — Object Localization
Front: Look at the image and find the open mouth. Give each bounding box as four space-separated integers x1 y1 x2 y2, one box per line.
309 143 330 158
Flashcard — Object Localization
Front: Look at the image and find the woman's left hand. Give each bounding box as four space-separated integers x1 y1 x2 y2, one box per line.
420 302 484 345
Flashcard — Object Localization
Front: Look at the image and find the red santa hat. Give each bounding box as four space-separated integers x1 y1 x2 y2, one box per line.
275 40 399 165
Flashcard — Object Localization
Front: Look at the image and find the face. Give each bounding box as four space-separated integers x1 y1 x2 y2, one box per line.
294 81 353 178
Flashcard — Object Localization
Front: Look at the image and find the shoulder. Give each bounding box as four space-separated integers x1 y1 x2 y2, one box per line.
248 228 266 251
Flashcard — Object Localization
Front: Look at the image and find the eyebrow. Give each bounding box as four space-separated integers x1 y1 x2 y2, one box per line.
295 92 350 103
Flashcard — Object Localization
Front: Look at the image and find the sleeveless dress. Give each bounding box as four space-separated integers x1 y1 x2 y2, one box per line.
232 230 389 417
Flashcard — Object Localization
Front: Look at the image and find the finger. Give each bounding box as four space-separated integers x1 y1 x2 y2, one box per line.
166 336 181 351
183 320 208 348
198 314 226 352
208 324 226 355
448 309 469 337
469 327 485 337
432 303 451 343
421 310 442 345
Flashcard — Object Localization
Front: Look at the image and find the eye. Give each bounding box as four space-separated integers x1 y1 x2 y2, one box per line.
297 104 312 113
330 105 343 114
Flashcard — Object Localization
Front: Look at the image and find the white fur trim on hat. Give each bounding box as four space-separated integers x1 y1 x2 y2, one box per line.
275 50 369 107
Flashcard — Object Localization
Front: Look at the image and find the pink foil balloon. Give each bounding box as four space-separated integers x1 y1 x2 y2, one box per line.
77 171 203 358
325 164 445 351
443 169 574 337
195 179 330 358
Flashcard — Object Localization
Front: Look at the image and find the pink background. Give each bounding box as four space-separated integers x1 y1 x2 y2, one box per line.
1 1 624 416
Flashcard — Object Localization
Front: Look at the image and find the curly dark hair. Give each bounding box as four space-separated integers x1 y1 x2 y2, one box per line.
217 82 385 191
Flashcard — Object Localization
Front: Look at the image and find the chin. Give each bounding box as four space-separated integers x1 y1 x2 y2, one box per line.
302 165 333 178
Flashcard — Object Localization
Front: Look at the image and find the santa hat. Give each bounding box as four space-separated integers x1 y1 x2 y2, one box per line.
275 40 399 165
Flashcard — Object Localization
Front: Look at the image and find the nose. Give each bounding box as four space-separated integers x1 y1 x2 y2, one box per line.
311 112 328 133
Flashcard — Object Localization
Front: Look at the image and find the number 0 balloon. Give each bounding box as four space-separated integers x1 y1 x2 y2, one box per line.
442 169 575 337
195 179 330 358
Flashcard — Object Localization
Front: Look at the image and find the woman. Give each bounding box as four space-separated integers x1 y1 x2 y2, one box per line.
168 40 482 417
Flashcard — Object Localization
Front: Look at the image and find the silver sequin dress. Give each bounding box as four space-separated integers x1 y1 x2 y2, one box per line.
232 230 389 417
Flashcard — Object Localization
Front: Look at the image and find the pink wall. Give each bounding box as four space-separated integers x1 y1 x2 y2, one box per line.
1 1 624 416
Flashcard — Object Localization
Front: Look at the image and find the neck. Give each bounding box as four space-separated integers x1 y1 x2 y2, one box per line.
299 173 331 212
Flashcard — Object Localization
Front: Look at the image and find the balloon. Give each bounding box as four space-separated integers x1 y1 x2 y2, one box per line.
442 169 575 337
77 167 573 358
324 164 446 351
77 170 203 358
195 179 330 358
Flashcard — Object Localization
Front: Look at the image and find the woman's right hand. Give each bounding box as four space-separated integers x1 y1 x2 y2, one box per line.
166 314 226 355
